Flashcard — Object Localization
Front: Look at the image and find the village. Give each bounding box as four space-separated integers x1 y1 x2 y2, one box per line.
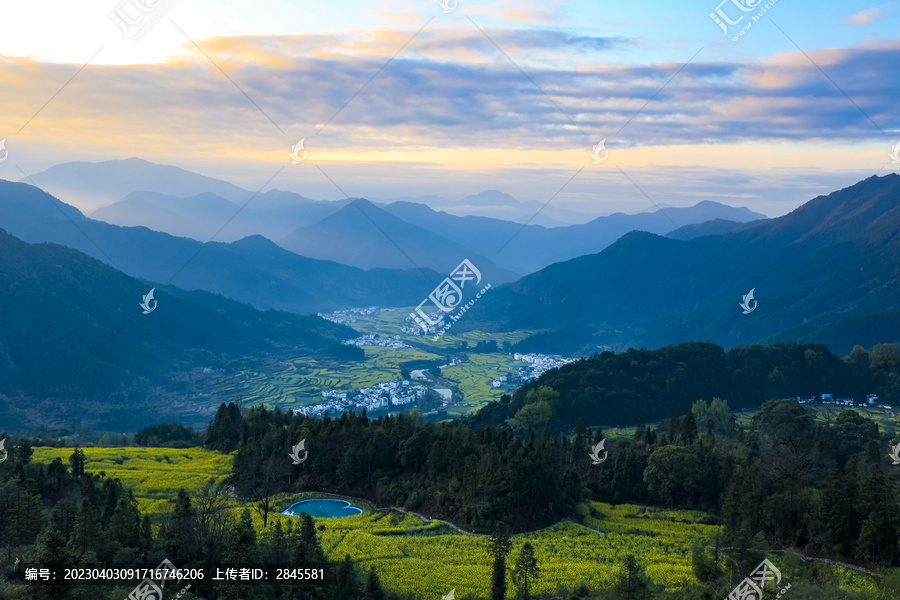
318 306 395 325
342 333 410 349
500 353 577 387
293 379 429 417
798 393 892 410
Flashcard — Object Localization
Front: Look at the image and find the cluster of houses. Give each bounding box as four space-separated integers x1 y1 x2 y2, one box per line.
318 306 392 325
401 309 445 335
342 334 409 349
798 393 892 410
512 353 576 383
293 379 429 416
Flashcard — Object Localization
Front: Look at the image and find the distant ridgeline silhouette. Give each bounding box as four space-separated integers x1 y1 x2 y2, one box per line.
468 174 900 356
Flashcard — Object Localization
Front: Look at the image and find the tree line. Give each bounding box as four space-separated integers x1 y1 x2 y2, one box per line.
224 403 586 531
0 437 392 600
480 341 900 428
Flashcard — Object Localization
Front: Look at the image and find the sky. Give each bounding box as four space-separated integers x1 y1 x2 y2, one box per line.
0 0 898 219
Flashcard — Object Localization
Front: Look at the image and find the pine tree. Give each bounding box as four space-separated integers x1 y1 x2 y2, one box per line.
14 439 34 469
13 486 44 544
68 499 102 559
682 411 698 445
164 488 197 562
364 569 386 600
32 522 72 600
335 553 362 599
68 447 85 478
140 513 153 553
267 519 286 563
513 542 539 600
108 490 141 548
228 508 257 564
300 513 323 562
855 470 900 563
487 527 512 600
206 402 242 452
814 469 858 554
614 554 651 600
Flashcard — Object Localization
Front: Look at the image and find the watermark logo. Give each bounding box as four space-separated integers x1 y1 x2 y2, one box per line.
890 141 900 164
290 438 308 464
890 441 900 465
439 0 458 13
140 288 157 314
0 439 7 464
739 288 757 314
727 558 789 600
110 0 180 42
710 0 779 41
442 590 455 600
125 558 186 600
0 139 8 163
589 439 608 465
590 139 608 164
290 139 307 164
408 259 492 340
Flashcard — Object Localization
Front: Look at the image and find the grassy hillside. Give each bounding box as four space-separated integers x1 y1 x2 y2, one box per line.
0 228 362 430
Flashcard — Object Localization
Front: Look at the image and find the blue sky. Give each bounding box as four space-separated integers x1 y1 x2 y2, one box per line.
0 0 898 218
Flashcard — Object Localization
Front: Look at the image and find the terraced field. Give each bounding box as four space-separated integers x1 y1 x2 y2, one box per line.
202 307 539 416
439 352 517 410
214 346 445 409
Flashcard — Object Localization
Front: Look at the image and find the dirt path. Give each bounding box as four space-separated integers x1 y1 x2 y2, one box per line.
715 547 881 578
299 492 605 537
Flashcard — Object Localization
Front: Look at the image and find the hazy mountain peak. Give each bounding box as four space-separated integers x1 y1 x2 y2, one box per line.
23 157 251 212
461 189 522 206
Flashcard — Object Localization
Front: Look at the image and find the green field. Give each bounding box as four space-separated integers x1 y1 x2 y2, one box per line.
294 503 719 598
215 346 445 408
28 446 878 598
203 307 540 417
440 352 517 409
31 446 233 516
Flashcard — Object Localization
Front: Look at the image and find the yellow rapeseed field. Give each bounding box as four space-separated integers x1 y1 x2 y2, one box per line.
28 448 879 598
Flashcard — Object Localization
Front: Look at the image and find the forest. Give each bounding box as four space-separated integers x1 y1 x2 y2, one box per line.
476 341 900 428
3 340 900 598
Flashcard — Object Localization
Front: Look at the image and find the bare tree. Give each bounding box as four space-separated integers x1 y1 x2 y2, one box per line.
192 478 232 564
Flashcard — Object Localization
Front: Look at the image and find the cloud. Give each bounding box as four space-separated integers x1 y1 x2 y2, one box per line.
843 6 884 26
3 32 898 154
0 28 897 220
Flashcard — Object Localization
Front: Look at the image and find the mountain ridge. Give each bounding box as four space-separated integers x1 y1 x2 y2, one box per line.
0 179 441 314
467 174 900 356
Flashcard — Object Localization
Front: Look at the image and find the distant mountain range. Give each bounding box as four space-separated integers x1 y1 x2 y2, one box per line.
2 167 897 429
0 228 360 430
25 157 251 211
664 218 762 240
90 189 348 244
22 159 768 276
468 174 900 356
382 199 767 274
0 180 440 314
381 189 593 227
278 198 519 282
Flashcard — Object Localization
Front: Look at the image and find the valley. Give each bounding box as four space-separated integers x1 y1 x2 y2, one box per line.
1 5 899 594
202 306 572 420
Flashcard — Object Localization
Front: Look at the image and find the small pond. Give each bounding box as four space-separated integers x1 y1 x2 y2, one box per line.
282 499 364 519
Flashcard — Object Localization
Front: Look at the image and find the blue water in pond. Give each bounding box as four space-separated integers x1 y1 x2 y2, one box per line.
282 499 363 518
